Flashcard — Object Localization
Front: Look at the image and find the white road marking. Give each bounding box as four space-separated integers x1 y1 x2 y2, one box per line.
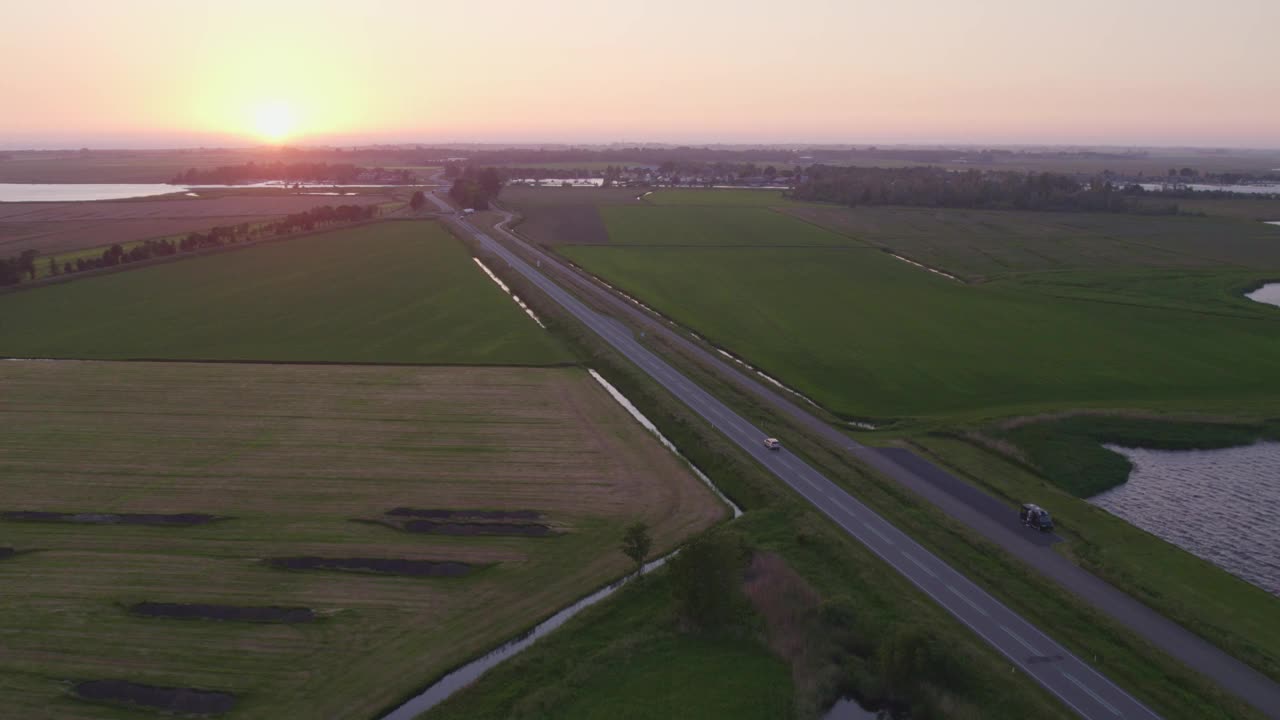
901 551 938 578
1062 671 1122 716
1001 624 1039 655
947 584 990 617
863 522 893 545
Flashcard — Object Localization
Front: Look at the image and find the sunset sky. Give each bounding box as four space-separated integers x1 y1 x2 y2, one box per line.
2 0 1277 148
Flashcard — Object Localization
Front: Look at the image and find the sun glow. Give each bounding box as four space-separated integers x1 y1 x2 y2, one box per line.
252 101 297 143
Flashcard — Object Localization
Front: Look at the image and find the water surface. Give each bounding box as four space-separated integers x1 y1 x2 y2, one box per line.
1247 283 1280 309
0 181 407 202
1137 182 1280 195
0 183 184 202
1090 442 1280 595
509 178 604 187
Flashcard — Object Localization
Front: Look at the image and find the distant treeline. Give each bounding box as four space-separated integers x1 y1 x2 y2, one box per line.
791 166 1180 214
418 145 1148 167
447 166 503 210
169 162 412 185
17 203 380 285
500 162 793 182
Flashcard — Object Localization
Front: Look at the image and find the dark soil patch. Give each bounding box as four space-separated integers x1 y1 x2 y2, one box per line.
400 519 554 537
387 507 543 520
517 203 612 246
74 680 236 716
129 602 315 623
1 511 221 526
268 557 476 577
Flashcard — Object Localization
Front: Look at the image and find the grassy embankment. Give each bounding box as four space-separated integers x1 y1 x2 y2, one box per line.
0 221 569 365
445 214 1270 720
496 185 1280 702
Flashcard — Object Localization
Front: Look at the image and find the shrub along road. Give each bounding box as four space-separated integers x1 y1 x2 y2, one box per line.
428 191 1226 720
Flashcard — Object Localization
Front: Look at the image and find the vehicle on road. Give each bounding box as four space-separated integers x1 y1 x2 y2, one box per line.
1020 503 1054 532
762 437 781 451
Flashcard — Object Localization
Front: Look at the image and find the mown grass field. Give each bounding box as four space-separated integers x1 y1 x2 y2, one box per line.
0 361 725 719
0 221 571 365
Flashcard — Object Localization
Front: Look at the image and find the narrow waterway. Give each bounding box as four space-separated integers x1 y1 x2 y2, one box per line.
378 369 739 719
1090 442 1280 596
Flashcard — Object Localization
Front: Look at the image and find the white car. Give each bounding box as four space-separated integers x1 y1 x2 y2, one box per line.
762 437 781 451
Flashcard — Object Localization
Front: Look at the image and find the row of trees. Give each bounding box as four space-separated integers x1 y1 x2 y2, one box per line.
0 250 39 286
448 166 503 210
791 165 1181 214
420 145 1149 169
169 162 413 185
31 203 380 282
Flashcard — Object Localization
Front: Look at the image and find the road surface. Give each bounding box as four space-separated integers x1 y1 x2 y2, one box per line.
427 192 1168 720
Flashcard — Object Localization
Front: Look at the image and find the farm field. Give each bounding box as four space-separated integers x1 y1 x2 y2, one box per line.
600 206 852 247
0 360 726 719
780 204 1280 281
549 198 1280 422
644 189 803 207
0 221 570 365
502 186 644 246
0 193 397 256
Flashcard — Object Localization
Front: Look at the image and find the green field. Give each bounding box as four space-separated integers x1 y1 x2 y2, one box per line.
0 221 571 365
645 189 800 207
562 241 1280 421
781 205 1280 281
0 361 725 719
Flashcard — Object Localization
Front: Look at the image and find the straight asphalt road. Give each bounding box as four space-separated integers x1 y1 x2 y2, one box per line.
453 197 1280 720
428 192 1164 720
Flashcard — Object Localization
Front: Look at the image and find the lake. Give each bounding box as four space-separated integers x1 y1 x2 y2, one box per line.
1247 283 1280 309
0 181 409 202
1137 182 1280 195
0 183 185 202
1090 442 1280 596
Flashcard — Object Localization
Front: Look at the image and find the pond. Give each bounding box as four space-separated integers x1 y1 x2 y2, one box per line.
509 178 603 187
1090 442 1280 596
1247 283 1280 309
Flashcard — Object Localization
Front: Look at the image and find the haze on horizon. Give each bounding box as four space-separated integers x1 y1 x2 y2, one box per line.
2 0 1278 149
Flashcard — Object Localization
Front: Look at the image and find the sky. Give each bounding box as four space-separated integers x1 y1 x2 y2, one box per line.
2 0 1277 149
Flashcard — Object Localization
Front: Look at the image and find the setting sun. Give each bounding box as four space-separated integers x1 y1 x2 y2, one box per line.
252 101 297 143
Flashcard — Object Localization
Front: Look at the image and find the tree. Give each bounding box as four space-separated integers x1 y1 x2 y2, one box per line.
667 533 744 631
479 167 503 198
410 190 426 211
48 257 59 276
620 521 652 575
